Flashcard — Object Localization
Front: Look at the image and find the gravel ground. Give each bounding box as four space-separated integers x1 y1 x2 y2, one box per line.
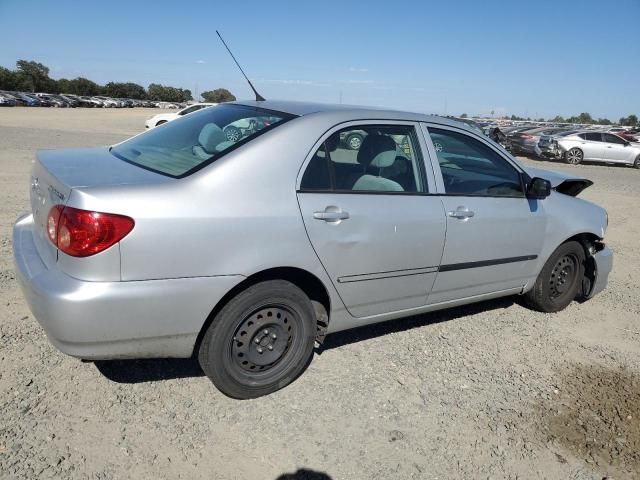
0 108 639 480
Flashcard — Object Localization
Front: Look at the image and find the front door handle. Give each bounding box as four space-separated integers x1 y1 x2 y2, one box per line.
447 207 475 220
313 210 350 222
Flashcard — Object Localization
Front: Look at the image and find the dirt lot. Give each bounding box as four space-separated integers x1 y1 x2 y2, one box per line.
0 108 639 480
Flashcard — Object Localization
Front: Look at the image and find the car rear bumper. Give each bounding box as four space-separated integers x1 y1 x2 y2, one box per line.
587 245 613 299
13 214 244 360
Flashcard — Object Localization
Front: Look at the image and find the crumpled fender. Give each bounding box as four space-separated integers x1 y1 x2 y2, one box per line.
521 165 593 196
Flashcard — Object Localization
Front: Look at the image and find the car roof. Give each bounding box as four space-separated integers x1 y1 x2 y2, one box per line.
230 99 476 131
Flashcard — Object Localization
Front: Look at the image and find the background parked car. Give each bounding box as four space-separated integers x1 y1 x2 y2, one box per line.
554 131 640 167
145 103 216 129
0 93 17 106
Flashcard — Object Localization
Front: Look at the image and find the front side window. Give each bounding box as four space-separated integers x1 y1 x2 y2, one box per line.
603 133 625 144
111 104 294 177
428 127 523 197
300 125 425 193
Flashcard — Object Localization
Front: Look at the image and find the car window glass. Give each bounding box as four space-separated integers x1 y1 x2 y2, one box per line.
301 125 425 193
585 132 603 142
603 133 625 144
428 128 523 197
111 104 294 177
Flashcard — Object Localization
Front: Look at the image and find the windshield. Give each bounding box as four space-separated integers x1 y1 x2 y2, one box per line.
111 104 295 178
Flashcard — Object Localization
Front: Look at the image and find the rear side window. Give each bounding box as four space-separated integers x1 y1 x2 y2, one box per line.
111 104 294 178
585 132 603 142
300 125 426 193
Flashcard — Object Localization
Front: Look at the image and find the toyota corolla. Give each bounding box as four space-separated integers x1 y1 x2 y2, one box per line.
13 101 613 398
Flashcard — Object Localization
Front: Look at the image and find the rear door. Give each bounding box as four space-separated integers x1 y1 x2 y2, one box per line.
602 133 634 163
297 122 446 318
421 123 546 304
581 132 605 160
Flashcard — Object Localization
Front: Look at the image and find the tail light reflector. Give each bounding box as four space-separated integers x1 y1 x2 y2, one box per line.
47 205 134 257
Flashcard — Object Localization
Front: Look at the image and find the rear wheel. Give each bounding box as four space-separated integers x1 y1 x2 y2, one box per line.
523 241 585 313
634 155 640 169
198 280 316 399
565 148 583 165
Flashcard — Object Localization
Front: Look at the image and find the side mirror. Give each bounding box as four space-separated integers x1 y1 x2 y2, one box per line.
527 177 552 199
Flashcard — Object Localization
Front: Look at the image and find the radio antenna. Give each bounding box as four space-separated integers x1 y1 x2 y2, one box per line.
216 30 265 102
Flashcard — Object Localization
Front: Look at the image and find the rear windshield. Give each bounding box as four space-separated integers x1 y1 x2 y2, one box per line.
111 104 295 178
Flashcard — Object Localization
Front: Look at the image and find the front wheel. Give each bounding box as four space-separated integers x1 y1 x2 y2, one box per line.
345 133 364 150
522 241 585 313
633 155 640 169
198 280 316 399
565 148 583 165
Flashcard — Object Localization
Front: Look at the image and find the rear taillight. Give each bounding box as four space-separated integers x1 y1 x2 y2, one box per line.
521 134 533 139
47 205 134 257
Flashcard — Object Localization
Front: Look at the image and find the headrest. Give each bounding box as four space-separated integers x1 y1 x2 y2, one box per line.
357 134 398 168
198 123 228 153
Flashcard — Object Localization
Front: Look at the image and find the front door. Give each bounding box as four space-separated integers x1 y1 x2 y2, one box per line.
297 123 446 317
422 124 546 304
602 133 634 163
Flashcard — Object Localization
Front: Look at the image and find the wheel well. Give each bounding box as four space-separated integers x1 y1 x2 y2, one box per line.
563 233 603 297
192 267 331 357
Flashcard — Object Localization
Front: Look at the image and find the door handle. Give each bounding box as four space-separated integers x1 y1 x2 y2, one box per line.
313 210 350 221
447 207 475 220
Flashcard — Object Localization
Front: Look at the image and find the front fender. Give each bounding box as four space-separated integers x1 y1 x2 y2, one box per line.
530 191 607 281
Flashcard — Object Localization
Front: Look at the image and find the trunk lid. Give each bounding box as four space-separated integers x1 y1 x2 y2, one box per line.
31 147 170 263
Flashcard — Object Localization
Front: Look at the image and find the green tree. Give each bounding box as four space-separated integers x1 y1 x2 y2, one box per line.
104 82 146 99
0 66 19 90
619 114 638 126
66 77 101 96
16 59 51 92
576 112 593 124
596 118 612 125
459 113 468 118
550 115 565 123
147 83 192 102
201 88 236 103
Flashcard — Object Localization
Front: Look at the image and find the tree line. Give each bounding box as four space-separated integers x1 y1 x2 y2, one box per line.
0 60 236 103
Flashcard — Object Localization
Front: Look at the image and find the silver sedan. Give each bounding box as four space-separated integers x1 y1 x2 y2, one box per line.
555 131 640 167
13 101 613 398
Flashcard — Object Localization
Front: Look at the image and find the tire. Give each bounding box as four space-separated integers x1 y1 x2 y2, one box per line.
633 155 640 169
198 280 317 399
224 126 242 142
155 120 167 127
565 148 583 165
523 241 585 313
345 133 364 150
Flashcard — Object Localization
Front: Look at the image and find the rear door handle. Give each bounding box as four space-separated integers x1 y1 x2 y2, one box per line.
313 210 350 221
447 207 475 220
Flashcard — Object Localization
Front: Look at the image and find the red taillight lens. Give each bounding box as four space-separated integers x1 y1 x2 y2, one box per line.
521 134 533 139
46 205 134 257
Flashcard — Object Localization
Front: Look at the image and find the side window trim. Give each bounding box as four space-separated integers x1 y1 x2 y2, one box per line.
296 120 436 194
421 122 526 197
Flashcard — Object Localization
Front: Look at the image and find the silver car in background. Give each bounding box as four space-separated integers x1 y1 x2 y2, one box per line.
552 131 640 167
13 101 613 398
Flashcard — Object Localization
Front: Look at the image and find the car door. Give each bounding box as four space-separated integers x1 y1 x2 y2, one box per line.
297 122 446 318
581 132 605 160
422 123 547 304
601 133 634 163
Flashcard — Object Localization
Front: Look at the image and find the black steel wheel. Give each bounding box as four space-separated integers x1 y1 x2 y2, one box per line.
522 241 585 313
198 280 316 399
